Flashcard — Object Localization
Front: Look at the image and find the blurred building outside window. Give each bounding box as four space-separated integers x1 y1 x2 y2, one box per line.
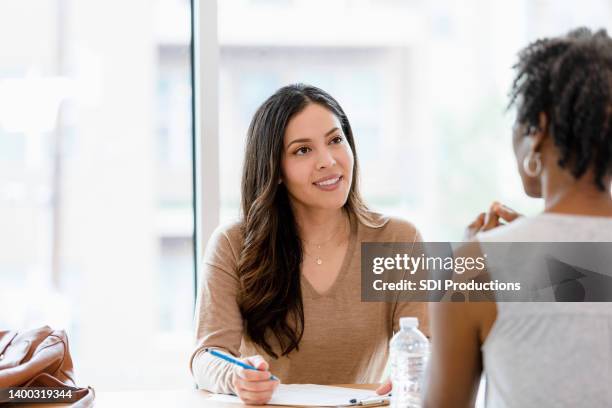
0 0 194 390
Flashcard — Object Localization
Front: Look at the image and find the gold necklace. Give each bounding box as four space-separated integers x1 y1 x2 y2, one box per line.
302 217 349 266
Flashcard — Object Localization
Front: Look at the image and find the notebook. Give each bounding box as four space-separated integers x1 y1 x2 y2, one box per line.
207 384 390 407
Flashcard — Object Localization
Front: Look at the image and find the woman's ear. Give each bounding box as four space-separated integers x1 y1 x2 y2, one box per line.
531 111 550 152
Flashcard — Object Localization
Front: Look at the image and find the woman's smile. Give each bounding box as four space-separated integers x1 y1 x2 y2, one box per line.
313 174 343 191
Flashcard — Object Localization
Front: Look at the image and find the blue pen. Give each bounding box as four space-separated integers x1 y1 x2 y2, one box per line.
206 348 279 381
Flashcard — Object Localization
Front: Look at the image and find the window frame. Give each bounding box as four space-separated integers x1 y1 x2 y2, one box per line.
193 0 220 302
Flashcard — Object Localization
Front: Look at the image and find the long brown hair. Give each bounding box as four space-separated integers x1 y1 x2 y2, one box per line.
238 84 378 358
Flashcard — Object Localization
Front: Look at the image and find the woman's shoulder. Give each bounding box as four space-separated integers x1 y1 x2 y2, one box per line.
204 220 245 267
358 211 422 242
211 220 244 242
477 213 612 242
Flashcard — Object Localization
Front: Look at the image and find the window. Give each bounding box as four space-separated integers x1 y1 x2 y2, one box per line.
0 0 194 390
217 0 612 240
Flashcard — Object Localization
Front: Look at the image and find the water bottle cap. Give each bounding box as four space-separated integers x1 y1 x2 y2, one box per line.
400 317 418 330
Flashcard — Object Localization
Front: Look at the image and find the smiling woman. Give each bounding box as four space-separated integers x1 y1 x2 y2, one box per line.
282 103 353 207
190 84 428 405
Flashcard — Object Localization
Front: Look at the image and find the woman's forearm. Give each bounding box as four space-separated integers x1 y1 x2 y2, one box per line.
191 348 237 394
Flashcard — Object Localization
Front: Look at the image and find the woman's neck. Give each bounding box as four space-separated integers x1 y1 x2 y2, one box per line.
293 206 349 245
542 170 612 216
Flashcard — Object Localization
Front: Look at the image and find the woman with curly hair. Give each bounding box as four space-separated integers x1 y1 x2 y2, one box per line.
421 28 612 408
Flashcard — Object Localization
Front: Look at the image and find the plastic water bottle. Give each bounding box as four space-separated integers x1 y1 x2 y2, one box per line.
389 317 430 408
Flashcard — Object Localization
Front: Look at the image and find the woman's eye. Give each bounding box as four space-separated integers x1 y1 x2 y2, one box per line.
330 135 343 144
295 146 311 155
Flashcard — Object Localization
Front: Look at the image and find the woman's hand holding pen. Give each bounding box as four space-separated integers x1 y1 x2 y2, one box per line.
232 355 280 405
464 201 522 240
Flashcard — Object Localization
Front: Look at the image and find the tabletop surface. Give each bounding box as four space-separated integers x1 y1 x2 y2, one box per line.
12 384 377 408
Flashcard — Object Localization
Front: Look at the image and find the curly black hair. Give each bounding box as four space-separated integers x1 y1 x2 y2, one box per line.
508 27 612 190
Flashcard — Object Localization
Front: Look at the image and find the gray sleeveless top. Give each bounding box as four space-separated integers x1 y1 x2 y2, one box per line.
477 214 612 408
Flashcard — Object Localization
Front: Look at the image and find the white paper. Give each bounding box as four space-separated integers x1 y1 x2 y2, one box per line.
208 384 380 406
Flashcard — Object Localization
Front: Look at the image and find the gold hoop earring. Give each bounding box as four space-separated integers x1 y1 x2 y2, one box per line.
523 151 542 177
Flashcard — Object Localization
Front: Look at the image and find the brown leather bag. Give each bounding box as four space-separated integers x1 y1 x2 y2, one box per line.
0 326 94 407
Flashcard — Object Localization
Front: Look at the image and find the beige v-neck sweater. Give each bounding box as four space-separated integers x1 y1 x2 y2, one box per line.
190 212 429 393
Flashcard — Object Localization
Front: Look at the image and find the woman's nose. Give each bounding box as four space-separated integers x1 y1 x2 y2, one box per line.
316 149 337 169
